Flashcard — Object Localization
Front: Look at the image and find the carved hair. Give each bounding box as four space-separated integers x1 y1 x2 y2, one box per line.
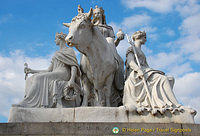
132 31 146 41
55 32 67 40
92 5 107 25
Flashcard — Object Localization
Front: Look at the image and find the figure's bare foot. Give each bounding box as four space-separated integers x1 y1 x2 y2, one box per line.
124 105 137 112
159 108 166 114
152 108 158 115
137 106 145 114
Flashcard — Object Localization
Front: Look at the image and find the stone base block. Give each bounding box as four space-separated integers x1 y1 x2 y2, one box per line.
8 107 75 122
8 106 195 124
1 122 200 136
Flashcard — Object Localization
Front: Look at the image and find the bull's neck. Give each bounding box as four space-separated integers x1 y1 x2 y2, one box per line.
84 29 109 68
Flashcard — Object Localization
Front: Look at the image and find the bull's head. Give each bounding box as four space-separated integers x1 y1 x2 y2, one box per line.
63 8 93 50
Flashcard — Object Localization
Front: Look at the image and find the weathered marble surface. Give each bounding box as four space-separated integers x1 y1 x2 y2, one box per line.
1 122 200 136
9 106 195 123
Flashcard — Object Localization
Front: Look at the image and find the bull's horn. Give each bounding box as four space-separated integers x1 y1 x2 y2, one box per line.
87 8 93 19
63 22 71 27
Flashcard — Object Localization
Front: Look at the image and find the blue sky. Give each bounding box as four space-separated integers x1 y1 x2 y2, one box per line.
0 0 200 123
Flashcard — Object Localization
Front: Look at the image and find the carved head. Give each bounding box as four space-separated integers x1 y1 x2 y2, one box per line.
132 31 146 44
92 5 106 25
63 8 93 51
55 32 67 45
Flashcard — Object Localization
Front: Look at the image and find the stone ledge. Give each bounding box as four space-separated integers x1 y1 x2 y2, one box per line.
0 122 200 136
8 107 195 124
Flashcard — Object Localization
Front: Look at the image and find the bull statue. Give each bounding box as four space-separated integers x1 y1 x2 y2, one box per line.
63 8 124 107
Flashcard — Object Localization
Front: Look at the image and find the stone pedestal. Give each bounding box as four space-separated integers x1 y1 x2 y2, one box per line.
0 122 200 136
9 106 195 123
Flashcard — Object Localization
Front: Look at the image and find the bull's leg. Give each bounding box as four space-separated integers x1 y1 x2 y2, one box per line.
95 89 104 106
93 88 99 106
81 75 92 106
104 74 114 107
102 87 109 106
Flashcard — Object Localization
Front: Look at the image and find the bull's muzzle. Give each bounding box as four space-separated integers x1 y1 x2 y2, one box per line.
65 35 73 47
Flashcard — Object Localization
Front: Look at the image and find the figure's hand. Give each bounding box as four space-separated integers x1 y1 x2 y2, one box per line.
117 29 125 41
24 67 33 74
137 69 144 79
67 80 75 88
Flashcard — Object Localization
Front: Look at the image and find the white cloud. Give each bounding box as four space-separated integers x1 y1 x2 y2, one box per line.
141 26 157 33
172 13 200 63
121 0 180 13
122 0 200 18
122 14 151 30
174 72 200 97
148 52 182 70
176 0 200 17
179 14 200 36
189 50 200 62
147 52 193 77
177 36 200 61
109 14 152 34
0 50 50 119
174 72 200 123
169 63 193 77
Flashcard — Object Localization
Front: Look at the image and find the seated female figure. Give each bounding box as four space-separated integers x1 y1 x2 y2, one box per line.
16 32 81 108
123 31 185 115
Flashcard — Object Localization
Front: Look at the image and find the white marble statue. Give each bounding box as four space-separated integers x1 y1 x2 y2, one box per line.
15 32 81 108
63 8 123 107
123 31 196 115
74 5 124 106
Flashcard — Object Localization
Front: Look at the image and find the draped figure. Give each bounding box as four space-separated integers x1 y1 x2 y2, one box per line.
16 32 81 108
123 31 184 115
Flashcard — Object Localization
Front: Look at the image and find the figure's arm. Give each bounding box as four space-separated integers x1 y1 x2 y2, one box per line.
127 53 139 71
25 62 53 74
114 38 120 47
127 52 144 77
68 66 77 85
114 29 125 47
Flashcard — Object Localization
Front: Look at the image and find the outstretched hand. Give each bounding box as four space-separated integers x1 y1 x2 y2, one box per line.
24 67 33 74
67 80 75 88
137 69 144 79
117 29 125 41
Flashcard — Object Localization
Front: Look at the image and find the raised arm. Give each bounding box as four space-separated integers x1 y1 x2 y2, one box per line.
114 29 125 47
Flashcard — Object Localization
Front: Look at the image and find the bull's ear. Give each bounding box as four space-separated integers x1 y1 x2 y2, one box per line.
87 8 93 19
63 22 71 27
